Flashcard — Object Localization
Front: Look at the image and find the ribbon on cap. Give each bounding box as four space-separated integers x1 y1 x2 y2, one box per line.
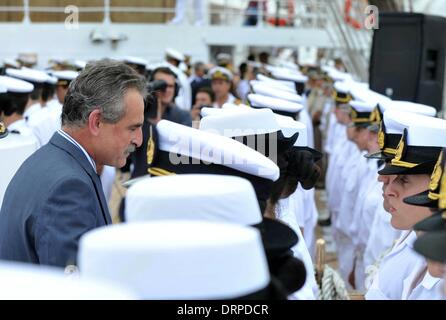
148 167 175 176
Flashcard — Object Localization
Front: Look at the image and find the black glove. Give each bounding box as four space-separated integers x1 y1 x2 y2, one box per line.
268 250 307 295
286 149 321 190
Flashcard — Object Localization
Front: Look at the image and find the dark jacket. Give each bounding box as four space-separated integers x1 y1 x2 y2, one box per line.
0 133 111 267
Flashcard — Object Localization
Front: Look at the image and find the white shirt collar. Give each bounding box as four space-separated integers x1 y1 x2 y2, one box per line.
8 118 27 132
213 93 236 108
422 272 443 290
57 129 96 173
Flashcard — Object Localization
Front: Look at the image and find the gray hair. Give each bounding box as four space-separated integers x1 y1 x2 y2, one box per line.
61 59 147 128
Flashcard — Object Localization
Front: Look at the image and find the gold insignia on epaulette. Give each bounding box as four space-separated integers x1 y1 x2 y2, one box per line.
439 169 446 210
429 151 443 192
147 126 155 165
0 122 5 134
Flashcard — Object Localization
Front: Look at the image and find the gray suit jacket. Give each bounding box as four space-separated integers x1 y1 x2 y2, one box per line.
0 132 112 267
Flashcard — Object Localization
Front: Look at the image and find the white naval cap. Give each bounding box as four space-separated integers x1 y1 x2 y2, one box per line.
349 86 390 105
200 106 225 117
78 220 270 299
6 67 52 84
247 93 304 114
222 102 250 109
122 56 148 66
147 61 183 79
350 100 376 113
45 75 58 85
155 119 280 181
48 56 66 64
277 61 299 72
380 100 437 117
2 58 20 69
383 109 410 134
0 261 136 299
165 47 185 62
200 103 250 117
256 74 296 93
251 78 294 94
200 106 221 117
209 66 233 81
216 52 232 62
322 65 353 82
384 110 446 147
0 83 5 94
73 59 87 70
333 80 352 95
126 174 262 225
199 107 280 137
50 70 79 82
250 80 303 104
0 75 34 93
271 68 308 83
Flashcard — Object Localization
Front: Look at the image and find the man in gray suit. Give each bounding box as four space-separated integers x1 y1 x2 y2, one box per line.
0 59 146 267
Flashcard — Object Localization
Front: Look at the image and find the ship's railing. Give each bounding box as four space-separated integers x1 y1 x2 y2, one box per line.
0 0 331 29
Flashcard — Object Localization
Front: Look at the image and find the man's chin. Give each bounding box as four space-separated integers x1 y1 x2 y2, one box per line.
113 159 127 169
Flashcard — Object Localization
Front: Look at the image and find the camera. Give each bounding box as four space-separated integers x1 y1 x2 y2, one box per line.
145 80 168 119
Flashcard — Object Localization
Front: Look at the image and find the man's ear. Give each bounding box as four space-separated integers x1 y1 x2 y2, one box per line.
88 109 102 136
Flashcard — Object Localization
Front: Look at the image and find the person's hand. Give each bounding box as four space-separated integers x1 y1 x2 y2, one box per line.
286 149 321 190
348 269 356 289
312 111 322 125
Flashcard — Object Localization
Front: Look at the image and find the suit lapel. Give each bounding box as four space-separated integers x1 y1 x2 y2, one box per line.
49 132 112 225
91 173 112 225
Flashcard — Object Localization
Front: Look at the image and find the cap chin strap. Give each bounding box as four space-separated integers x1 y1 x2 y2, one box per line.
428 191 440 201
383 147 397 155
332 91 351 104
148 167 175 176
390 158 418 169
352 118 372 124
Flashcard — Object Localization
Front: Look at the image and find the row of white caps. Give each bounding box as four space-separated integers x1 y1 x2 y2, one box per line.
156 119 280 181
200 104 310 148
383 109 446 147
0 76 34 93
4 68 78 87
78 219 270 299
0 218 269 299
334 78 438 120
